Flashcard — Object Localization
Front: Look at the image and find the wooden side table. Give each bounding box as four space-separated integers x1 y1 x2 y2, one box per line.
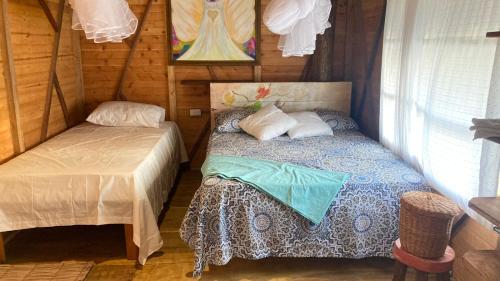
454 197 500 281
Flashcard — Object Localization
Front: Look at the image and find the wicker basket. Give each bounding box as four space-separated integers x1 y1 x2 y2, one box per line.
399 191 461 259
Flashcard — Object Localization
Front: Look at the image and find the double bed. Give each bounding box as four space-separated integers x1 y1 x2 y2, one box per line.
180 82 430 275
0 121 188 264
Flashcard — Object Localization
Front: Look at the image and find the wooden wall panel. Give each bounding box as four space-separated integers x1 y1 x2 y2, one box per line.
451 216 498 280
80 0 308 168
0 0 84 163
2 2 494 278
81 0 169 112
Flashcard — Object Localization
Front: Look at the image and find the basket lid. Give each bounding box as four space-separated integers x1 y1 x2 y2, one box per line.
401 191 462 218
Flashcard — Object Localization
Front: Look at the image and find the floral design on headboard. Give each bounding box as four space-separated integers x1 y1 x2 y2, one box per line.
210 82 352 125
220 83 292 110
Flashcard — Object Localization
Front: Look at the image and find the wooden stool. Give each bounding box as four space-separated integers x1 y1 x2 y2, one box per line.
392 239 455 281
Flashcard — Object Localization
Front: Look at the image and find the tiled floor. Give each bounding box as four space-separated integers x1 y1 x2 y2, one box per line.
5 170 404 280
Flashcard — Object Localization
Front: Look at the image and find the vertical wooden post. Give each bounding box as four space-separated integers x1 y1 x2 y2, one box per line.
72 30 85 121
124 224 138 261
0 232 5 263
497 235 500 252
416 271 429 281
437 272 451 281
167 66 177 121
392 261 407 281
164 0 176 122
253 65 262 82
0 0 25 154
41 0 65 142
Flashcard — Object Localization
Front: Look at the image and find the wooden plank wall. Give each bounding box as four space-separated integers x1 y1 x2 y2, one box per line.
0 32 12 161
0 1 495 278
81 0 169 110
451 217 498 280
79 0 308 168
0 0 83 163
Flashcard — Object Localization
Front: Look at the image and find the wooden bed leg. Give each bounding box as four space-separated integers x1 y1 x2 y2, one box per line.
0 232 6 263
124 224 138 261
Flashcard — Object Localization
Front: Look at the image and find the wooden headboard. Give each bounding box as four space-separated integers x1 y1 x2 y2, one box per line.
210 82 352 127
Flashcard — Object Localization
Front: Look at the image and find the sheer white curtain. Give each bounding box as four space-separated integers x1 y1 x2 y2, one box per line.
380 0 500 219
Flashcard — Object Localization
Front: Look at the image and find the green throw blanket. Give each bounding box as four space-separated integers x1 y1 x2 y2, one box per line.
201 155 349 224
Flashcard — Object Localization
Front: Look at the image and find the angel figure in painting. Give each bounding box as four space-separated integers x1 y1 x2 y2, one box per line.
171 0 256 61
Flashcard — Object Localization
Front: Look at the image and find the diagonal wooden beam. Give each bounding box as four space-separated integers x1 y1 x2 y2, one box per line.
37 0 59 31
114 0 154 101
39 0 71 130
123 35 134 48
54 73 70 126
0 0 25 154
40 0 65 142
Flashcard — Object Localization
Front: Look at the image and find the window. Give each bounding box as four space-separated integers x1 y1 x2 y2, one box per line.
380 0 500 213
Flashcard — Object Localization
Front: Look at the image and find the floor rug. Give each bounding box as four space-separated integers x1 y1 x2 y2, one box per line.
0 261 94 281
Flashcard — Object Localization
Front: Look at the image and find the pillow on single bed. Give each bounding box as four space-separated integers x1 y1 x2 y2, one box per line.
287 111 333 139
239 104 297 141
87 101 166 128
314 109 359 130
215 108 255 133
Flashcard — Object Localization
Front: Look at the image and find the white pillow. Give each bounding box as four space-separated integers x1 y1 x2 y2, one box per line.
287 111 333 139
239 104 297 141
86 101 166 128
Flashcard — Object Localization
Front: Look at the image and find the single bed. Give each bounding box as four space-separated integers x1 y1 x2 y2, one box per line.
179 82 430 275
0 122 188 264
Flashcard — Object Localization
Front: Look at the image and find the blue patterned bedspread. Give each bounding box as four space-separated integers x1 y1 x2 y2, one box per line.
180 131 429 276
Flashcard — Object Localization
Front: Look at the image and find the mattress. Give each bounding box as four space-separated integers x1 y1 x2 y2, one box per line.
0 122 188 264
180 130 430 275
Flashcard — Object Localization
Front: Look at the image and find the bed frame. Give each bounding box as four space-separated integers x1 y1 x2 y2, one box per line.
0 232 5 263
210 82 352 129
0 224 138 264
0 82 352 264
124 224 139 261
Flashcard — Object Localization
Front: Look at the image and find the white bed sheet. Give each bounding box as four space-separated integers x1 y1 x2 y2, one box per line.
0 122 188 264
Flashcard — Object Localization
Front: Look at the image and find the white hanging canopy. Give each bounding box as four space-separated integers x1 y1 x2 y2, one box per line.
263 0 332 57
69 0 138 43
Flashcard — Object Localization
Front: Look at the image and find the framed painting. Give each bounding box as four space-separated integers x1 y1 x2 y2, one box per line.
167 0 261 65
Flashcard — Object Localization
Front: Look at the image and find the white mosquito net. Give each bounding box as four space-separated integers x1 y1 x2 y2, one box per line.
69 0 138 43
264 0 332 57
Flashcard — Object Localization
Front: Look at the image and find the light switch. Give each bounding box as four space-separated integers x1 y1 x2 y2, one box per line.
190 109 202 117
